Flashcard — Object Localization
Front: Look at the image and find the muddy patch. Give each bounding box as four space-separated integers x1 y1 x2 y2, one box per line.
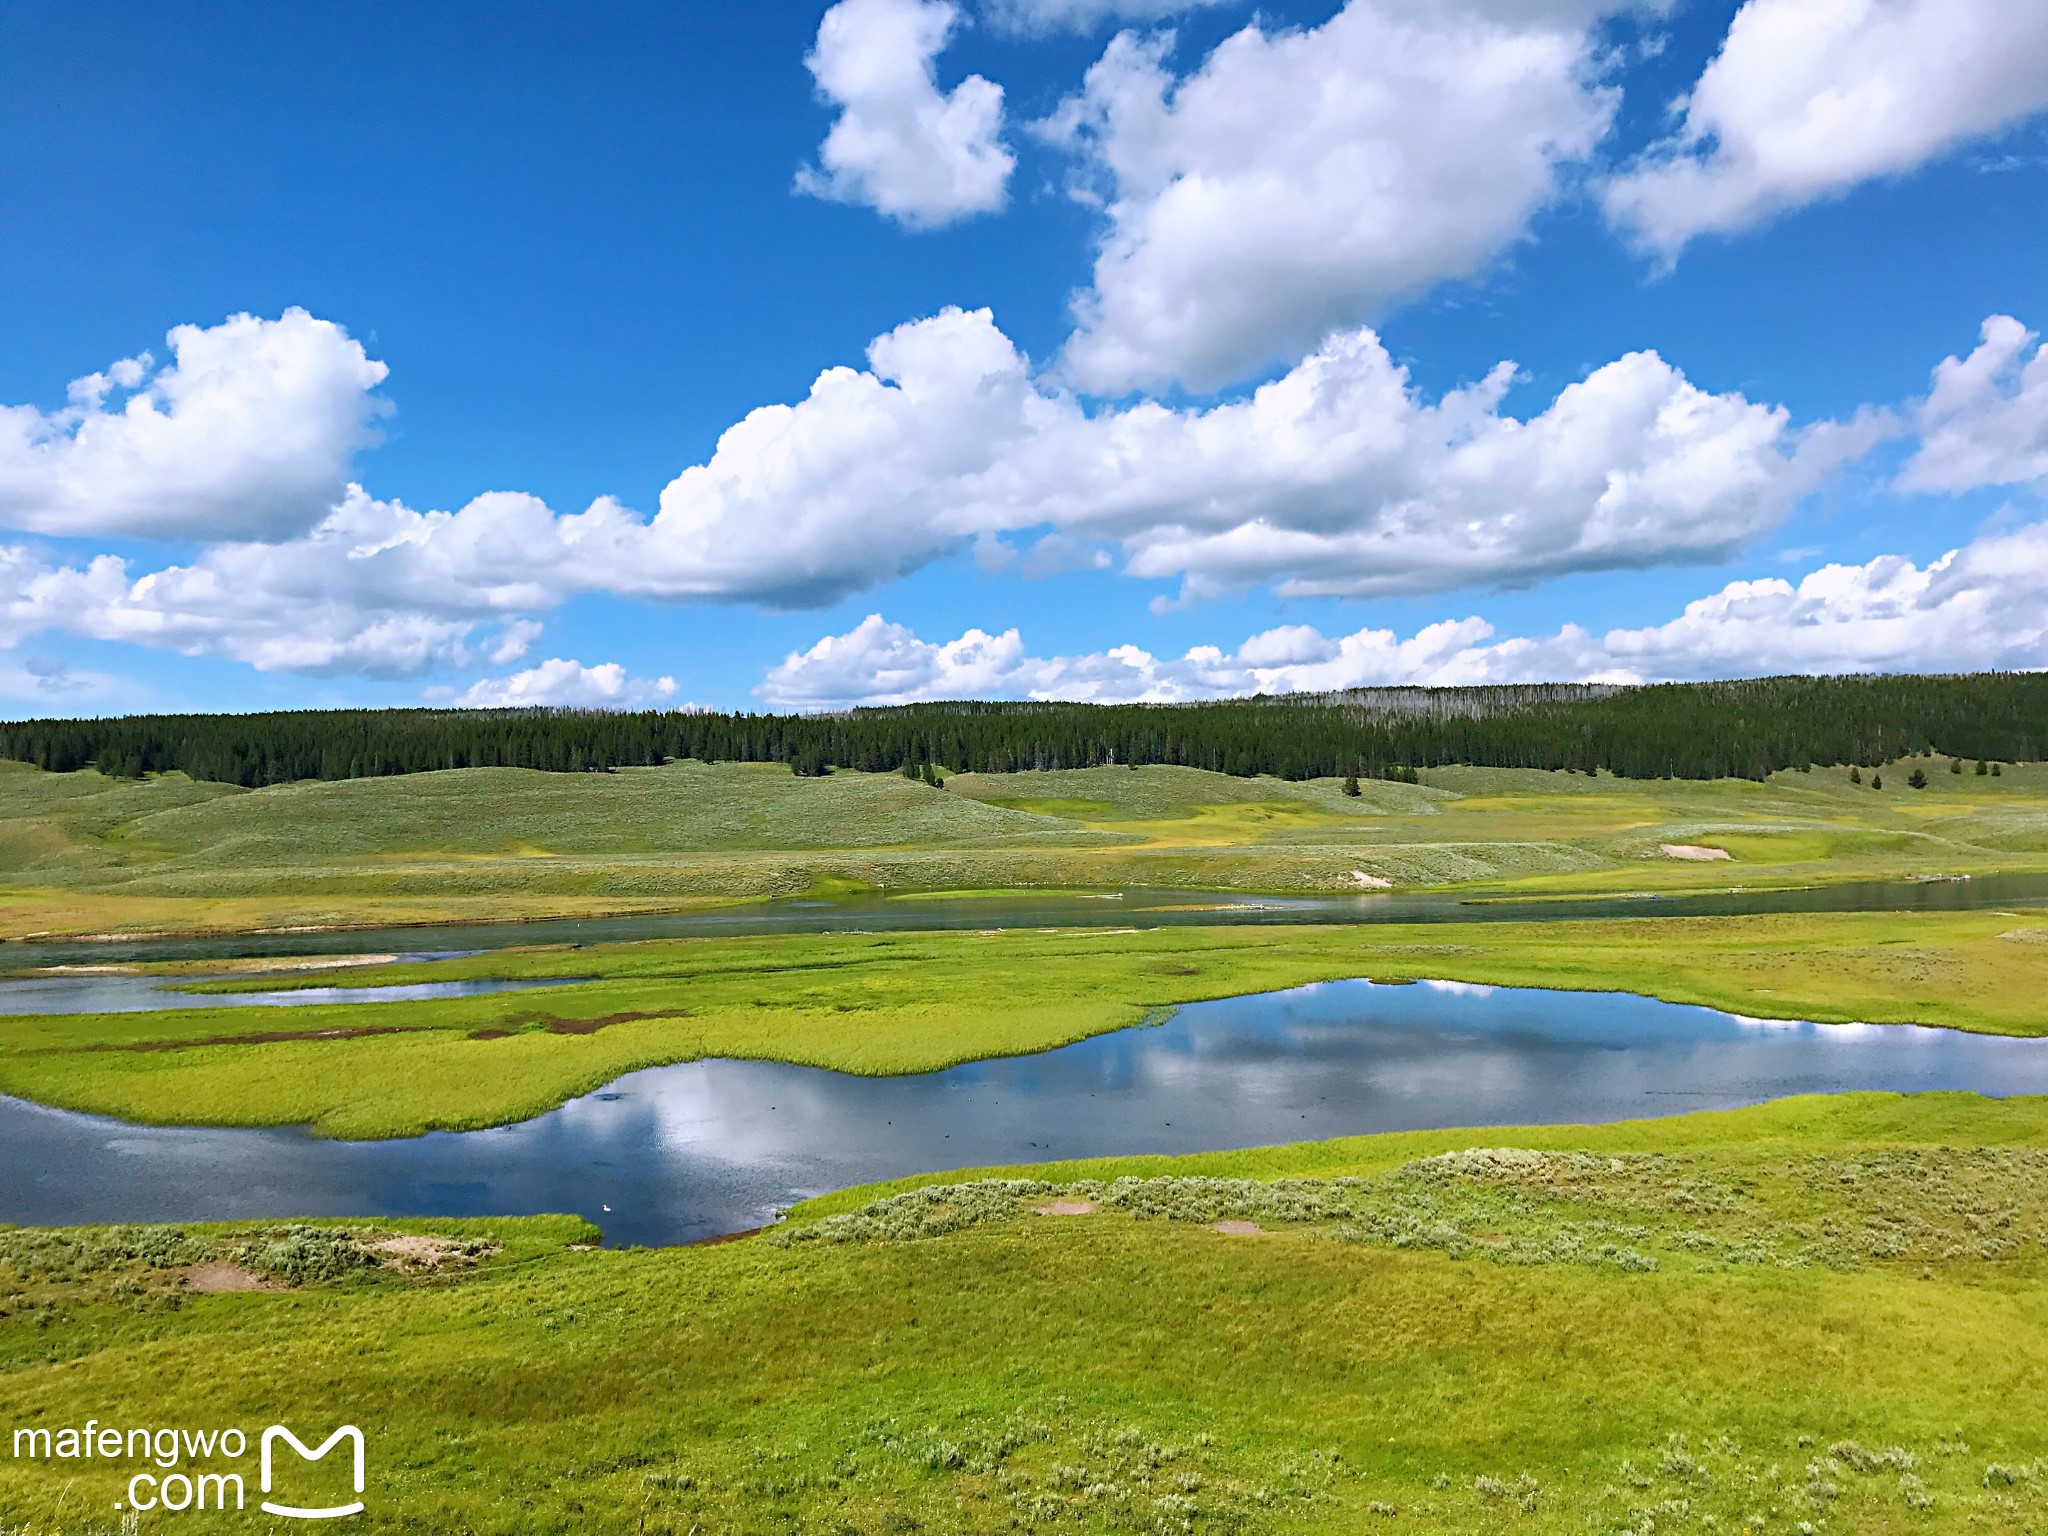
685 1225 768 1248
522 1009 690 1036
468 1009 691 1041
1211 1220 1262 1236
75 1024 427 1055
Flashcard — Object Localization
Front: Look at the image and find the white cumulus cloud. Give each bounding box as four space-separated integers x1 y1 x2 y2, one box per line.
0 309 388 542
645 306 1850 603
1041 0 1624 393
401 306 1847 610
1897 314 2048 494
983 0 1235 36
447 658 680 709
796 0 1015 228
763 521 2048 707
0 304 1872 682
1603 0 2048 258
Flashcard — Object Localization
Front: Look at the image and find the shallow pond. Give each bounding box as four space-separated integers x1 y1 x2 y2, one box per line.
4 977 2045 1246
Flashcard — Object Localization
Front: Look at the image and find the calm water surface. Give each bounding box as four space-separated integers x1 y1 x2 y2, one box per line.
6 872 2047 971
0 973 581 1015
4 978 2045 1246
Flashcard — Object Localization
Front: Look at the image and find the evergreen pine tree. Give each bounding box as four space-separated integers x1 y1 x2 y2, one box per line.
1342 774 1361 797
1872 773 1883 789
1950 757 1963 774
1908 768 1928 789
1849 766 1862 784
1977 759 1989 775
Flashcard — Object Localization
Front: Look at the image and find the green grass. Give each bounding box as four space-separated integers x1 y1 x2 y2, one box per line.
2 910 2043 1138
7 762 2046 1532
3 756 2047 938
3 1094 2048 1533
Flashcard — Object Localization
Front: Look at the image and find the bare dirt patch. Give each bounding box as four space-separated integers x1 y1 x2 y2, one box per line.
367 1234 497 1273
199 954 401 975
1035 1200 1097 1217
42 954 400 978
181 1261 272 1293
1659 844 1732 861
1348 871 1394 889
1211 1220 1261 1236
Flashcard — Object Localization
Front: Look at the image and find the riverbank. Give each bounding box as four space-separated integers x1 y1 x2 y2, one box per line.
0 909 2043 1139
3 1093 2045 1533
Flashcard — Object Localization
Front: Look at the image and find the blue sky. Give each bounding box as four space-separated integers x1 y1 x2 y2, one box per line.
1 0 2045 714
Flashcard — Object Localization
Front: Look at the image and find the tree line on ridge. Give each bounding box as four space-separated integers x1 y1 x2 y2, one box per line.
0 673 2041 789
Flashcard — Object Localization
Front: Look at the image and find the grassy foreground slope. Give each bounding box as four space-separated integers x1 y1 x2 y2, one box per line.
4 1095 2048 1534
1 757 2047 938
2 911 2044 1137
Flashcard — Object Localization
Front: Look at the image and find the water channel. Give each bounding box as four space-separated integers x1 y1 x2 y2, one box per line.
5 975 2044 1246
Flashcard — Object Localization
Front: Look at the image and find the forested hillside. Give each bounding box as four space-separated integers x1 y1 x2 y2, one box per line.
1 673 2043 788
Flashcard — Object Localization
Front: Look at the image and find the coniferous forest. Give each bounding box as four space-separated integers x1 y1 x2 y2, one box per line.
0 672 2043 789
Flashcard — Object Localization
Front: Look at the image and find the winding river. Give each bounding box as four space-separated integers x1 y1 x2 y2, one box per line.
5 974 2046 1246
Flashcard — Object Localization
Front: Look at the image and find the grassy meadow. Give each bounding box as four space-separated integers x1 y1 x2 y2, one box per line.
4 1094 2048 1533
2 757 2046 1531
0 910 2039 1138
0 755 2045 938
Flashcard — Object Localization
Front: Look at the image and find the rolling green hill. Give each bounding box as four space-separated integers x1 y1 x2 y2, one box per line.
0 756 2045 938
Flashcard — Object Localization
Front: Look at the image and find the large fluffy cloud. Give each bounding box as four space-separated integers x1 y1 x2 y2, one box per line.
0 546 481 678
0 309 388 542
445 658 680 709
0 488 548 676
1897 314 2048 494
0 304 1872 678
1040 0 1624 393
795 0 1014 228
646 308 1867 604
409 307 1854 609
763 522 2048 707
1604 0 2048 258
